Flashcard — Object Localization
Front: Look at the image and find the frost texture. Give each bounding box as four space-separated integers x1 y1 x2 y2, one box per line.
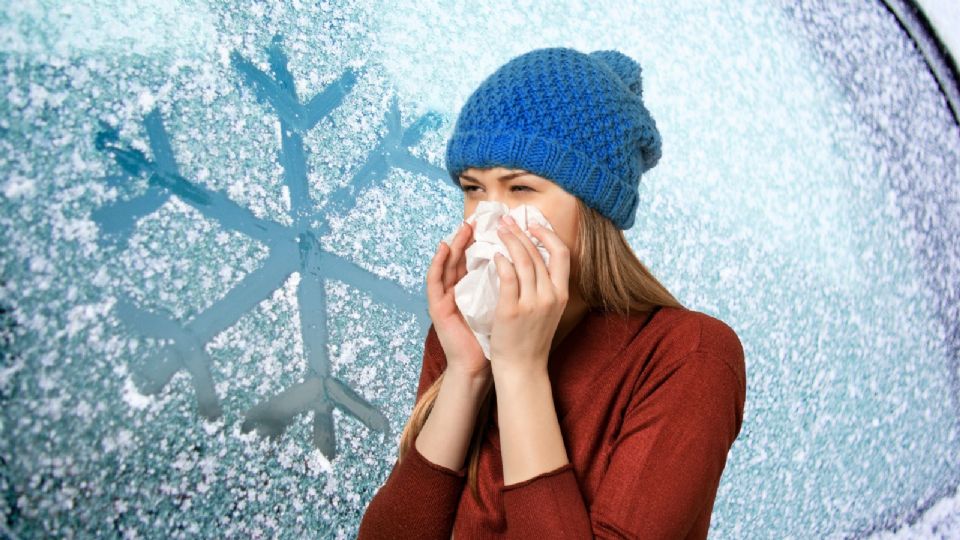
0 4 461 536
2 0 960 538
90 34 442 451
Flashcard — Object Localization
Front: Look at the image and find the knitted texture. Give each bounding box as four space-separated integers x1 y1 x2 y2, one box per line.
357 306 746 538
444 47 663 230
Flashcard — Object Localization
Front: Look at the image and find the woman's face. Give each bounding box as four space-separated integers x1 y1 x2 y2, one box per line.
458 166 580 269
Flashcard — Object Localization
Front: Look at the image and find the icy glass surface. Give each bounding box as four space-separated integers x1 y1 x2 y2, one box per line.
1 0 959 538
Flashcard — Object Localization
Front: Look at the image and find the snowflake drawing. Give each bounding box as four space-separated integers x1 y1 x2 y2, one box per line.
91 34 445 458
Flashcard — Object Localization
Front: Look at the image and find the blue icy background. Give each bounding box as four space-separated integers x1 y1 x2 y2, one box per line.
2 0 959 538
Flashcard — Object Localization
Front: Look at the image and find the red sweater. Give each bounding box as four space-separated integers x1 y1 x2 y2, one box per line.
358 305 746 539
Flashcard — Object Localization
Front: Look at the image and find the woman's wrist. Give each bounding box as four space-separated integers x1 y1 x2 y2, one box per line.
489 355 549 387
415 363 493 472
444 362 494 388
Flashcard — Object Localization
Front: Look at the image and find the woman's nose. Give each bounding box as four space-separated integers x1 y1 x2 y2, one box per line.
465 198 516 223
486 194 517 209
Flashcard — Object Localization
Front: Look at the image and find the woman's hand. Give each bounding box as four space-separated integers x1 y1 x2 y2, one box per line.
426 219 491 380
489 214 571 379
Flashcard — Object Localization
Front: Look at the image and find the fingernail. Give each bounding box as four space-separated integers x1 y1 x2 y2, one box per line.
502 215 516 225
529 222 540 229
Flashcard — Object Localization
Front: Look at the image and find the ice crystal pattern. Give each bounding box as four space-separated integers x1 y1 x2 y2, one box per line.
92 34 442 457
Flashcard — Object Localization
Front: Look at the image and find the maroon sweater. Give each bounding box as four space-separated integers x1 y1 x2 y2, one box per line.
358 305 746 539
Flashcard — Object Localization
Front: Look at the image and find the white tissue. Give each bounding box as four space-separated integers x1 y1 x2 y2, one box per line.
441 201 555 360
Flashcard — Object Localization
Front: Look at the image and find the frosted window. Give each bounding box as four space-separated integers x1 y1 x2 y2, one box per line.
1 0 958 538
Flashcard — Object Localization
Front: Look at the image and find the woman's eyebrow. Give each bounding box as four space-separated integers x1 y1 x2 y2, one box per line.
459 172 531 183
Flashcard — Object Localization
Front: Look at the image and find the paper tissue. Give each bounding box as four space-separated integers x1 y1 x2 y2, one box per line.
441 201 555 360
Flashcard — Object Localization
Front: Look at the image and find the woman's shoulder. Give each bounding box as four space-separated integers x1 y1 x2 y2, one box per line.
643 305 745 384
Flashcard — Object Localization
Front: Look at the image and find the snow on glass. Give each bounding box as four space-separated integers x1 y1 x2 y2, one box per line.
3 0 960 538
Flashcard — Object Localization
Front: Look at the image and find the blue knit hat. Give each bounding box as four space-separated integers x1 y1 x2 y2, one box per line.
444 47 662 230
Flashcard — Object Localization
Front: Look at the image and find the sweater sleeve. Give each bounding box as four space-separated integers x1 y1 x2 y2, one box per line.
499 347 747 539
357 325 468 540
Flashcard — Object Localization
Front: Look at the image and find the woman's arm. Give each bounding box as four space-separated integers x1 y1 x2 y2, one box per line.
417 366 493 472
495 347 746 539
495 364 570 486
357 326 491 540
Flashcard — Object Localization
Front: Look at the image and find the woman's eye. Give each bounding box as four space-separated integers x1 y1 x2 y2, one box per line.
459 185 532 193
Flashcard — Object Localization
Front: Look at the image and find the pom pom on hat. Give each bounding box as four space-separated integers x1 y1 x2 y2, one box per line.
589 49 644 96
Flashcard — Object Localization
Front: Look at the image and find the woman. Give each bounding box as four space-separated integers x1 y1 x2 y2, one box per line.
359 47 746 539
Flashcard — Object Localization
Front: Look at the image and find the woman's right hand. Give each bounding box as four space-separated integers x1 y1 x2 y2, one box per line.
426 219 491 380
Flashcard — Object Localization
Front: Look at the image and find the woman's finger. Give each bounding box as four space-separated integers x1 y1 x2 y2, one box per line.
527 223 571 297
497 219 537 307
443 222 470 290
456 219 475 282
503 217 552 300
426 240 449 308
494 252 519 314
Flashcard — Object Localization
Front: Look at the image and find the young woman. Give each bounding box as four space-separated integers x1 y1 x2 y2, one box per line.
359 47 746 539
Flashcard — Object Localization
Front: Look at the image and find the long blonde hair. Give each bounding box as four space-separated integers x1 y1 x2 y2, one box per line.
397 196 684 503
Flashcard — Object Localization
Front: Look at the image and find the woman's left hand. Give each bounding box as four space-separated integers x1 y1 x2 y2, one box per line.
489 214 571 380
